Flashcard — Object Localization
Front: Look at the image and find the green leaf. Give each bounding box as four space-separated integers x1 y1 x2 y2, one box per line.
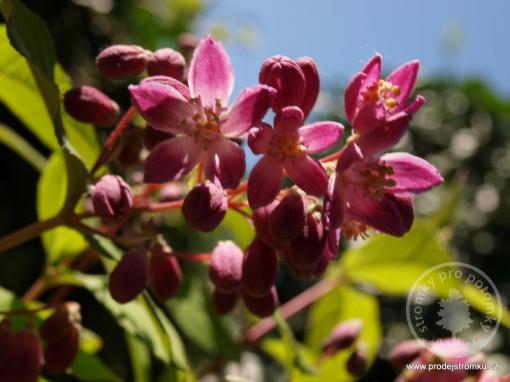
0 123 46 172
126 333 152 382
71 351 120 382
339 221 455 295
37 151 87 263
462 283 510 328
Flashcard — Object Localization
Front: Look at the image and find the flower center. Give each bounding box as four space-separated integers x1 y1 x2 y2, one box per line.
342 220 370 241
356 161 396 199
363 79 400 110
267 130 306 161
187 98 225 147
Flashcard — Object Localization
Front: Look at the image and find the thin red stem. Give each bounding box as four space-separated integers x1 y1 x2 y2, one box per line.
135 199 184 212
320 151 340 163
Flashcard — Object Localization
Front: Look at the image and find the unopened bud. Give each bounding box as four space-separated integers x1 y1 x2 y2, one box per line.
177 32 199 59
346 342 368 377
242 239 278 297
389 340 423 371
96 44 150 80
40 302 81 343
212 289 238 315
148 251 182 302
242 286 278 318
90 175 133 220
259 55 306 112
64 86 119 126
14 328 43 382
322 319 362 355
313 256 328 278
44 324 80 374
296 57 320 118
144 125 175 150
288 212 325 271
252 201 282 249
182 181 228 232
269 192 306 243
209 241 244 293
0 319 17 380
109 249 148 303
147 48 186 80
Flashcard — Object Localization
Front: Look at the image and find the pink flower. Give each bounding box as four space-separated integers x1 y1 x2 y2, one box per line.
344 54 425 158
247 106 344 208
325 152 443 237
129 36 276 189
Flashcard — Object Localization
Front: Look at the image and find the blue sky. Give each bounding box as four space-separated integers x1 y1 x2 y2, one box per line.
200 0 510 97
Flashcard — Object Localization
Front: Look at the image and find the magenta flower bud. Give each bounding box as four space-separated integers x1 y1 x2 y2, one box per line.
1 327 43 382
242 239 278 297
64 86 119 126
147 48 186 80
296 57 320 118
159 183 186 202
44 323 80 374
96 44 150 80
346 342 368 377
0 320 17 380
177 32 199 58
212 289 239 315
288 212 325 271
322 319 362 354
283 250 315 280
252 201 282 249
313 256 328 278
148 251 182 302
208 241 244 293
40 302 81 343
269 192 306 243
143 125 175 150
90 175 133 220
259 55 306 112
182 181 228 232
242 286 278 318
389 340 423 371
109 249 148 304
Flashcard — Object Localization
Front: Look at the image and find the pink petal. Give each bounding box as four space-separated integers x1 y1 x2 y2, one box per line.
324 173 346 228
344 72 366 123
248 123 273 155
381 152 443 193
248 155 284 209
204 138 246 189
386 60 419 108
400 95 425 115
140 75 191 99
144 136 201 183
274 106 304 132
346 189 414 237
296 56 320 118
129 82 193 134
188 36 234 107
360 54 382 91
221 85 276 137
336 142 363 173
299 121 344 154
323 227 341 261
352 100 386 133
284 155 327 196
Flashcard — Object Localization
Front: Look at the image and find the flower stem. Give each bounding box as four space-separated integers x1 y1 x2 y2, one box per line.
0 214 65 254
320 151 341 163
135 199 184 212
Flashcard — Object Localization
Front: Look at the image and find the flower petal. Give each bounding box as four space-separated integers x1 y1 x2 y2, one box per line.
381 152 443 193
140 75 191 99
221 85 276 137
352 100 386 133
400 94 425 115
386 60 419 107
323 172 346 228
274 106 304 132
248 123 273 155
299 121 344 154
344 72 366 123
129 82 193 134
346 189 414 236
296 56 320 118
204 138 246 189
336 142 363 173
248 155 284 209
188 36 234 107
323 227 341 261
360 54 382 91
284 155 327 196
144 136 201 183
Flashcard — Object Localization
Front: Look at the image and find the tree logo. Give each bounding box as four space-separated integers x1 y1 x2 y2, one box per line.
406 262 502 357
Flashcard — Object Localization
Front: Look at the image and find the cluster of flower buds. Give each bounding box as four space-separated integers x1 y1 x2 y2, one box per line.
88 174 133 222
390 338 510 382
0 302 81 381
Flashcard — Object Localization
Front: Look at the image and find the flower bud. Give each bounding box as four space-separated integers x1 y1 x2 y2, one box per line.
346 342 368 377
269 192 306 243
90 175 133 220
252 201 282 249
64 86 119 126
177 32 199 59
212 289 238 315
40 302 81 343
388 340 423 371
209 241 244 293
313 256 328 278
242 286 278 318
0 319 17 380
259 55 306 112
143 125 175 150
288 212 325 271
148 251 182 302
44 324 80 374
322 319 362 355
242 239 278 297
4 328 43 382
96 44 150 80
296 57 320 118
182 181 228 232
147 48 186 80
109 248 148 303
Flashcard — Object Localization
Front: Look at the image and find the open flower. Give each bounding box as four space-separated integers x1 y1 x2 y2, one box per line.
247 106 343 208
129 36 276 189
325 152 443 237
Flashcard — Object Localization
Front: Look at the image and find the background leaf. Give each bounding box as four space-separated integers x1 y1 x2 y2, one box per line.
0 123 46 172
